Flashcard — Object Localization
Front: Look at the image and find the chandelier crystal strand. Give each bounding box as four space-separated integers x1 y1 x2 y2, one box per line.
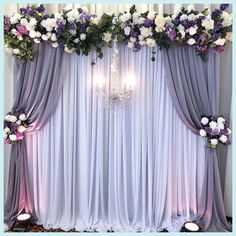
95 36 133 111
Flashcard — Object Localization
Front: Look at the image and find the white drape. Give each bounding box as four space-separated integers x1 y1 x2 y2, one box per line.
24 46 206 231
3 3 232 218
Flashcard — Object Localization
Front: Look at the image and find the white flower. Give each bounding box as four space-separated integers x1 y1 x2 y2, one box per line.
18 126 26 133
188 14 197 21
4 127 10 133
217 117 225 123
69 30 77 36
138 35 144 41
188 26 197 36
201 117 209 125
132 12 140 20
187 4 195 12
66 9 79 20
80 33 87 41
18 36 23 41
139 40 146 46
227 128 232 135
147 11 156 20
214 38 226 46
137 17 145 25
5 115 11 121
16 120 21 125
119 13 131 22
140 26 153 38
201 18 214 31
130 37 136 42
10 13 21 24
90 17 100 25
124 26 131 36
219 135 227 143
102 32 112 43
29 18 37 26
209 121 217 129
199 129 207 137
36 31 41 38
210 139 218 145
51 33 57 41
19 114 27 121
73 38 80 43
180 14 188 21
9 134 17 141
221 11 232 27
155 15 166 30
180 30 186 38
41 34 49 41
52 42 59 48
225 32 232 42
165 16 172 24
54 12 63 20
29 30 37 38
187 38 196 45
127 42 134 48
12 48 20 55
64 47 74 53
46 32 52 38
34 38 41 44
217 123 225 130
20 18 28 26
146 38 156 47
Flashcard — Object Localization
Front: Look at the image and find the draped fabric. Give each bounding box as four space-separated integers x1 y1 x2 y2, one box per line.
162 46 229 231
4 43 70 227
23 46 219 232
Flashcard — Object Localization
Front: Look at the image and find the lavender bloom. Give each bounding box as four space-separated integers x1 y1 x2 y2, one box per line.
55 20 65 35
167 28 176 41
199 34 207 42
20 7 35 16
211 9 222 18
220 4 229 11
214 22 222 31
4 16 11 32
143 19 154 27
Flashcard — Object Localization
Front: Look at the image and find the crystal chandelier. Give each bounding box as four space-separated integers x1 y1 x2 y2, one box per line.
95 36 134 110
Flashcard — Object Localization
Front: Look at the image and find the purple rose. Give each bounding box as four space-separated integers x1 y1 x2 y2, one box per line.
16 24 28 35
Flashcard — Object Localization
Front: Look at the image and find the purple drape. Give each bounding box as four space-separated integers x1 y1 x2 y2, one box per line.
4 43 70 227
162 46 230 231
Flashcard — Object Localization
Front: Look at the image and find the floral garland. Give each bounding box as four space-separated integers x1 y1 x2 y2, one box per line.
4 4 232 63
199 116 231 149
4 109 28 144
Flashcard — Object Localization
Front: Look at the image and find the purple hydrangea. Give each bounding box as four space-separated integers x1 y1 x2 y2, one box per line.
55 19 65 35
214 22 222 31
36 4 45 13
211 9 222 18
143 19 154 27
130 30 139 38
20 6 35 16
220 4 229 11
166 28 176 41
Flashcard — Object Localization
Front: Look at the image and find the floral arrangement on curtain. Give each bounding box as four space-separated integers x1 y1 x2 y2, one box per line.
4 4 232 63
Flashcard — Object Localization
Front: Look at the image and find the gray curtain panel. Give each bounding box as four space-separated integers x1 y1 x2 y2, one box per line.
4 43 70 228
162 46 230 231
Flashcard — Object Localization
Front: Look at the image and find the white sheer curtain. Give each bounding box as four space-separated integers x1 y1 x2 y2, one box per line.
24 46 206 232
4 3 232 219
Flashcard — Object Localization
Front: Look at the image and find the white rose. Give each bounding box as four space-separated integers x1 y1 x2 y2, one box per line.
217 116 225 123
146 38 156 47
219 135 227 143
140 26 153 38
221 11 232 27
52 42 59 48
210 139 218 145
41 34 49 41
80 33 87 41
209 121 217 129
124 26 131 36
20 18 28 26
4 127 10 133
102 32 112 43
165 16 172 24
155 15 166 30
199 129 207 137
73 38 80 43
51 33 57 41
201 117 209 125
180 14 188 21
138 35 144 41
132 12 140 20
119 13 131 22
214 38 226 46
40 19 47 28
29 30 37 38
64 47 74 53
18 126 26 133
201 18 214 31
12 48 20 55
9 134 17 141
127 42 134 48
217 123 225 130
227 128 232 135
187 38 196 45
188 26 197 36
29 18 37 26
19 114 27 121
147 11 156 20
66 9 79 20
34 38 41 44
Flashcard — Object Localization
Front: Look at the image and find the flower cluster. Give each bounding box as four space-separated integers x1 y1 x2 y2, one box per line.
4 4 233 63
199 116 231 148
4 109 28 144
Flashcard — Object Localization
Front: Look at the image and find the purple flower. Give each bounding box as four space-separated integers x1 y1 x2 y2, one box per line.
55 20 65 35
143 19 154 27
171 18 180 25
80 14 90 22
199 34 206 42
20 7 35 16
214 22 222 31
4 16 11 32
196 45 208 53
133 41 142 51
213 45 225 53
211 9 222 18
212 32 221 40
67 22 75 30
220 4 229 11
167 28 176 41
130 30 139 38
225 139 231 145
36 4 45 13
16 24 28 35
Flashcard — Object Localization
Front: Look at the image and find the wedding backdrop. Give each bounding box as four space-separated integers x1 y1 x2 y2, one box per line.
3 3 232 232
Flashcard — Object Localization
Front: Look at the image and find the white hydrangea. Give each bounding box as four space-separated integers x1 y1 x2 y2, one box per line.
187 38 196 45
188 26 197 36
29 18 37 26
10 13 21 24
130 37 137 42
209 121 217 129
18 126 26 133
29 30 37 38
20 18 28 26
66 9 79 20
154 15 166 30
41 34 49 41
201 18 214 31
180 14 188 21
5 115 11 121
127 41 134 48
102 32 112 43
146 38 156 47
140 26 153 38
52 42 59 48
147 11 156 20
19 114 27 121
221 11 232 27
